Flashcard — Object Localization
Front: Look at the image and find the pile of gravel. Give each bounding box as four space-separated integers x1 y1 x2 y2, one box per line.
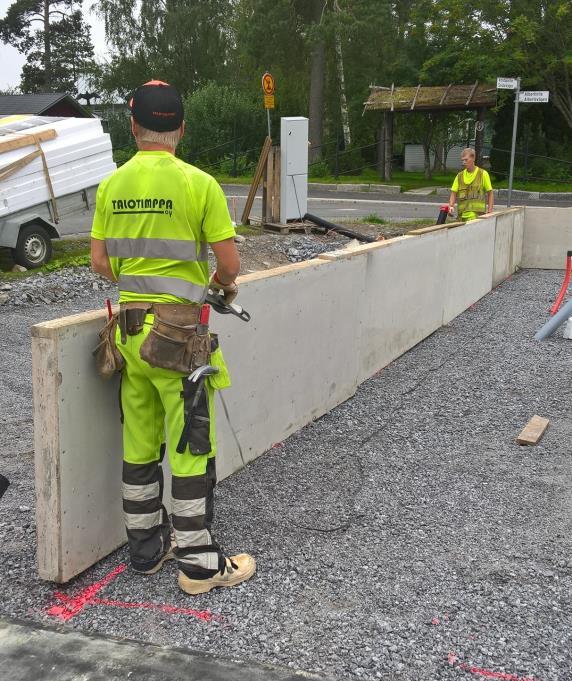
0 268 115 307
1 269 571 681
284 236 346 263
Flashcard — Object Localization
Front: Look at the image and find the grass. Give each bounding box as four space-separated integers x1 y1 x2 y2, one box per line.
362 213 387 225
213 168 572 193
0 237 90 279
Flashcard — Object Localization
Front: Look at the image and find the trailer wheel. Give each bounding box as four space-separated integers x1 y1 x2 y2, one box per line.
14 223 53 269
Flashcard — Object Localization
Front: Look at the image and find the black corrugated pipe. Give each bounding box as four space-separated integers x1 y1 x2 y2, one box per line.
303 213 377 243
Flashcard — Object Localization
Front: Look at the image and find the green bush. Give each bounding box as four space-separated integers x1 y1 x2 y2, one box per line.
217 153 255 177
308 160 331 178
113 147 137 166
182 83 266 166
335 147 365 175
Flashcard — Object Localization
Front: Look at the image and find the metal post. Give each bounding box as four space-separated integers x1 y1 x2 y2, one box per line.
507 77 521 208
334 128 340 179
267 109 271 139
232 116 237 178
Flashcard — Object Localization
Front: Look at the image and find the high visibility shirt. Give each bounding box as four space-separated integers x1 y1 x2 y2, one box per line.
91 151 235 304
451 166 492 221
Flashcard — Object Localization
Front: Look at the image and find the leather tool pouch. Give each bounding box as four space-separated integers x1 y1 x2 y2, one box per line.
139 303 210 374
93 314 124 379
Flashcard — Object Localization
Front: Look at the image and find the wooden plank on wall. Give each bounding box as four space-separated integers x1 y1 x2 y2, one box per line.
516 415 549 445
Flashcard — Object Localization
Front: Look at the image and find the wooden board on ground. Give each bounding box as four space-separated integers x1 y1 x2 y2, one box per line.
516 415 550 445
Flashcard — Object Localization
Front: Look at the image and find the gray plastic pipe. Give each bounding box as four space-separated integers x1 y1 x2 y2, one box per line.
534 297 572 340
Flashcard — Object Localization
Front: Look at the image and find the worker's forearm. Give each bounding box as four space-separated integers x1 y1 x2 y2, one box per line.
448 192 456 209
487 192 494 213
215 262 240 285
92 260 117 282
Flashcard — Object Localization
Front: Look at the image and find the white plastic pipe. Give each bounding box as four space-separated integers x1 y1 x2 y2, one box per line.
534 298 572 340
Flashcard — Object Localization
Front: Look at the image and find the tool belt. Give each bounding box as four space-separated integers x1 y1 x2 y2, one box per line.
119 302 211 374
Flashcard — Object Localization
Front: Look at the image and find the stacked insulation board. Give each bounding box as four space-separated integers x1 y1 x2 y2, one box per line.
0 115 116 219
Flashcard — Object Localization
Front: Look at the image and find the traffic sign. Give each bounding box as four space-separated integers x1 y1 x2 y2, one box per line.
518 90 549 103
261 72 275 95
497 77 518 90
264 94 275 109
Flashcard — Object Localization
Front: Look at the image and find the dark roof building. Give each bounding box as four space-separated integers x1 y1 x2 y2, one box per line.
0 93 92 118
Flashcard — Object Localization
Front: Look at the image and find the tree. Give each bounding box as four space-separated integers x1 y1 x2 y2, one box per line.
20 9 94 92
94 0 233 97
0 1 93 92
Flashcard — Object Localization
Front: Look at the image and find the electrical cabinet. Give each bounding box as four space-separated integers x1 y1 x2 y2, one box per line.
280 117 308 223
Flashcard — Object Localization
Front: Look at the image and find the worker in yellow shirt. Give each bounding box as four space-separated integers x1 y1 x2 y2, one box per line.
448 147 494 221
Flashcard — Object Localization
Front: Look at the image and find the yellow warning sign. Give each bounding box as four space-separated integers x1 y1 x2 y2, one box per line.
261 72 275 95
264 94 275 109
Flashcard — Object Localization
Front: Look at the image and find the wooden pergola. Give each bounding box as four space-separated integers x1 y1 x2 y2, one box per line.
363 82 498 180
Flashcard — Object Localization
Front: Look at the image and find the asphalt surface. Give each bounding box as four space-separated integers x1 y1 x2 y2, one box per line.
53 184 572 238
0 267 571 680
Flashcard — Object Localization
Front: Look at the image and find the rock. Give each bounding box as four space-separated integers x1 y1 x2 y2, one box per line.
234 234 246 244
0 294 9 305
18 506 30 513
11 264 27 273
1 283 12 291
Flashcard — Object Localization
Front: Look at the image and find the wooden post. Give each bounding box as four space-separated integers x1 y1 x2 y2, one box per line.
384 111 393 181
272 146 281 223
377 120 385 179
241 136 272 225
475 107 486 166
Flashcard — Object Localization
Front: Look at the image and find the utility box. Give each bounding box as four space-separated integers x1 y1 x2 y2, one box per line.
280 117 308 223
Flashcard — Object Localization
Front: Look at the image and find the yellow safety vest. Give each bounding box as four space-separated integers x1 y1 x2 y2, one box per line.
457 168 486 218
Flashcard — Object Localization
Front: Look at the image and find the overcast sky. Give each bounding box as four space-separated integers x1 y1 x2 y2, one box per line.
0 0 108 90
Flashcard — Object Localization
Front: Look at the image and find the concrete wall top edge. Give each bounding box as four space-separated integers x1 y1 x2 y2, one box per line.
317 235 414 261
238 257 330 284
31 307 110 337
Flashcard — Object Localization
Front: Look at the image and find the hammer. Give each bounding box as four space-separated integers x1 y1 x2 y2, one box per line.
176 365 219 454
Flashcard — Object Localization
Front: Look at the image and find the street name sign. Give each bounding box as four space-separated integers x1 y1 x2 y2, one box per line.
497 77 518 90
518 91 549 103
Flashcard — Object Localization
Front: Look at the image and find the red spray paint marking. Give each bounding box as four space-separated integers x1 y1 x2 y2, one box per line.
46 563 217 624
93 598 220 622
46 564 128 621
448 651 537 681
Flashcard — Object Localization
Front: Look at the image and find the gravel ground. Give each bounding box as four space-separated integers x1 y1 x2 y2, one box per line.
1 268 571 681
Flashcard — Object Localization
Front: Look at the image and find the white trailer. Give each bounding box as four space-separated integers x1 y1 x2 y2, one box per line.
0 114 116 268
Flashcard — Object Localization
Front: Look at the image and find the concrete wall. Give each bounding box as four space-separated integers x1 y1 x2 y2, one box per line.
32 208 525 582
522 206 572 269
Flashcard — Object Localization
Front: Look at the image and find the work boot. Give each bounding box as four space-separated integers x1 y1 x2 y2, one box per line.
178 553 256 595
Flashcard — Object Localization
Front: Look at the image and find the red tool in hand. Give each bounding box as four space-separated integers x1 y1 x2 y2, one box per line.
106 298 113 320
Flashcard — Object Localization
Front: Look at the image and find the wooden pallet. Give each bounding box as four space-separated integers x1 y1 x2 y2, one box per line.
262 221 313 235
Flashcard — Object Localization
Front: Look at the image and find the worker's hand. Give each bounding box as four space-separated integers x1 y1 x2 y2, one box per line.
209 271 238 305
448 205 455 215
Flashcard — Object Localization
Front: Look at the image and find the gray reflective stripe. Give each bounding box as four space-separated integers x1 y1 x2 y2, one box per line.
122 481 159 502
174 528 211 548
178 552 219 571
174 527 218 570
124 510 162 530
172 497 205 518
106 238 208 261
119 275 207 303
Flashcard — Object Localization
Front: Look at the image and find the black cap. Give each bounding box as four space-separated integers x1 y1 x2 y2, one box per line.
129 80 184 132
